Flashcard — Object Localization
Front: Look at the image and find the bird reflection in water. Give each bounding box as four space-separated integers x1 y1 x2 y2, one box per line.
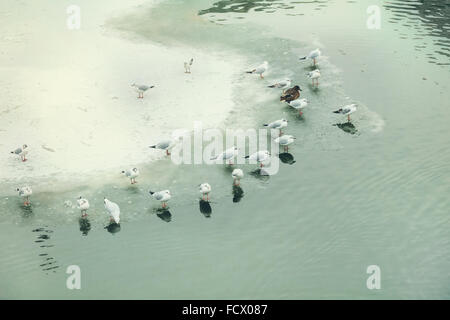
156 208 172 222
278 152 296 165
105 222 121 234
199 200 212 218
232 185 244 203
78 217 91 236
333 122 358 135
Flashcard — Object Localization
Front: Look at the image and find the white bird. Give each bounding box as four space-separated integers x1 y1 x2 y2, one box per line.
149 190 171 208
246 61 268 79
299 48 321 65
184 58 194 73
121 168 139 184
288 98 308 116
210 146 239 165
232 169 244 186
263 119 288 135
307 69 321 87
11 144 28 162
268 79 291 91
104 198 120 224
244 150 271 168
333 104 357 122
77 196 90 217
199 183 212 201
149 138 178 156
16 186 32 206
274 135 296 152
131 83 155 99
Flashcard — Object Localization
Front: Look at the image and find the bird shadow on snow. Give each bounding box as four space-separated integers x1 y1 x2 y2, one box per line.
125 185 141 194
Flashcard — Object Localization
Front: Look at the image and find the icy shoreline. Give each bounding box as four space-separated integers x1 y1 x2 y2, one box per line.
0 0 244 193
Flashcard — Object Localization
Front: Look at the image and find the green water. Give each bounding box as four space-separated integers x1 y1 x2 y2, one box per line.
0 0 449 299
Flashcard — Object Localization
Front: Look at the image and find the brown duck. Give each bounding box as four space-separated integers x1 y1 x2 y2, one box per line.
280 85 302 103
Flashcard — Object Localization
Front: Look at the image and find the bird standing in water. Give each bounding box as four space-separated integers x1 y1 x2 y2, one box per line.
199 183 212 201
17 186 32 206
333 104 357 123
77 196 90 217
232 169 244 186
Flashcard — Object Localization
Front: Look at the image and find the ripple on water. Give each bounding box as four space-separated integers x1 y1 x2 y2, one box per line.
384 0 450 66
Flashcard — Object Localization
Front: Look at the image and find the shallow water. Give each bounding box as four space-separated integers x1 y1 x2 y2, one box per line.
0 0 449 299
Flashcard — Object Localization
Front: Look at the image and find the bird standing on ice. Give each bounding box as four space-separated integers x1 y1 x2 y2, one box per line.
299 48 321 65
11 144 28 162
210 146 239 165
246 61 268 79
275 135 296 153
104 198 120 224
184 58 194 73
263 119 288 136
268 79 291 92
149 138 179 156
77 196 90 217
288 98 308 116
245 150 271 168
121 168 139 184
131 83 155 99
232 169 244 186
333 104 357 122
199 183 212 201
280 85 302 103
149 190 171 208
17 186 32 206
307 70 321 87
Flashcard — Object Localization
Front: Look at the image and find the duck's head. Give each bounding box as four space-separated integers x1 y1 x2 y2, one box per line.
294 85 302 91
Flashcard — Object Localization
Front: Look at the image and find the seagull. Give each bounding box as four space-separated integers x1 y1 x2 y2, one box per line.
280 85 302 103
232 168 244 186
16 186 32 206
149 190 171 208
275 135 296 152
268 79 292 92
307 69 321 87
244 150 271 168
184 58 194 73
199 183 212 201
121 168 139 184
263 119 288 135
131 83 155 99
288 98 308 116
149 138 178 156
299 48 321 65
104 198 120 224
333 104 357 122
77 196 90 217
246 61 268 79
210 146 239 165
11 144 28 162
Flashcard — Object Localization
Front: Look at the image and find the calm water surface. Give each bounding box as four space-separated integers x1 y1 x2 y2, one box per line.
0 0 449 299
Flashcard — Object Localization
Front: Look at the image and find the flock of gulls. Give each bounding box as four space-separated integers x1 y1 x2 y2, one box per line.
11 48 358 227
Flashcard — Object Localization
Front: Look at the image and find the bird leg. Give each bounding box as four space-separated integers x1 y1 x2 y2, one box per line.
347 115 351 123
313 58 316 65
260 74 264 79
299 110 303 116
207 194 209 201
166 149 171 156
